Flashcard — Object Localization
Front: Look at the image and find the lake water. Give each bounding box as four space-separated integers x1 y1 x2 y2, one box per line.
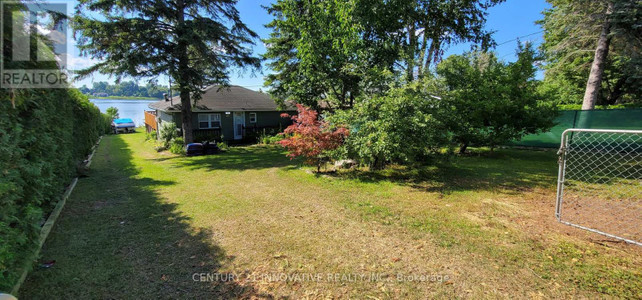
90 99 158 126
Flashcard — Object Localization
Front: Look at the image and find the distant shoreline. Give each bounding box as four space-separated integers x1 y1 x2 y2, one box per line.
88 96 160 100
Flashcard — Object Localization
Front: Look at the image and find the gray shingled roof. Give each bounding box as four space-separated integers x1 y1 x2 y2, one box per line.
148 85 294 112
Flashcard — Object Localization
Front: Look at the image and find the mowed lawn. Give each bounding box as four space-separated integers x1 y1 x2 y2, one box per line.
20 132 641 299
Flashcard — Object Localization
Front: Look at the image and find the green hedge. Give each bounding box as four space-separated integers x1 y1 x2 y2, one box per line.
0 88 110 291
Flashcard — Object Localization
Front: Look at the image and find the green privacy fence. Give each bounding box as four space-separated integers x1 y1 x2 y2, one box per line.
510 109 642 148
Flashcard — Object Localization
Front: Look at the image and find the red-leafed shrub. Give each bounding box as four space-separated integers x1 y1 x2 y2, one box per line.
278 104 349 172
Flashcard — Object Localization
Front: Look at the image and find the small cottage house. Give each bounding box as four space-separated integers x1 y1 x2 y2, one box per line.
145 85 295 142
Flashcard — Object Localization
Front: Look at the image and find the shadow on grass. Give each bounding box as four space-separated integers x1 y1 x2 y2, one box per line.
163 145 300 172
330 148 559 194
20 134 273 299
170 142 557 195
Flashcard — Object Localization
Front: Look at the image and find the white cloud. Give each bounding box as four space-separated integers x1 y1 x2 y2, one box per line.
36 25 66 44
66 55 102 70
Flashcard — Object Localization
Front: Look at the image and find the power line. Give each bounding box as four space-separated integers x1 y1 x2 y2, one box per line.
497 36 544 59
496 30 544 46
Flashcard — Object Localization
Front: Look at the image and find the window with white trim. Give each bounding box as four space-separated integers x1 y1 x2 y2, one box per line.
198 113 221 129
249 112 257 123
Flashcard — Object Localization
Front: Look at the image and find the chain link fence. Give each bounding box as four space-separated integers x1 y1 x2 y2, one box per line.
556 129 642 246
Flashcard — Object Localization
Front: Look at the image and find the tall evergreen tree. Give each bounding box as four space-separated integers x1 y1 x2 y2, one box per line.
539 0 642 108
73 0 260 143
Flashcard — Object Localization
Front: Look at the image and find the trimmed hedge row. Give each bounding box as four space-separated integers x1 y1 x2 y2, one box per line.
0 88 110 291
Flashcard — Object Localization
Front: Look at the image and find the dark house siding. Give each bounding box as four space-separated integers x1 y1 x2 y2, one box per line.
165 111 294 142
244 111 290 130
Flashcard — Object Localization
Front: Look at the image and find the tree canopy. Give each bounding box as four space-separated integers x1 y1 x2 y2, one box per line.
263 0 365 110
329 80 447 169
436 43 556 153
263 0 504 109
80 81 169 99
74 0 260 143
361 0 504 82
278 105 349 172
538 0 642 106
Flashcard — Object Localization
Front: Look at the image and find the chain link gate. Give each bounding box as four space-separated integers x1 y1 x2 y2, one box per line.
556 129 642 246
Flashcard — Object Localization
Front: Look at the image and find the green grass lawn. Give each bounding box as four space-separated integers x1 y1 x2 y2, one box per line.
19 133 641 298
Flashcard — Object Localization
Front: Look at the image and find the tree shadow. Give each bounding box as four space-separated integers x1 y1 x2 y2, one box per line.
20 135 274 299
330 149 559 195
160 143 557 196
159 145 300 172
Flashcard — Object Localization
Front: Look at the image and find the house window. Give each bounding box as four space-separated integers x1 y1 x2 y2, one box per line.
198 113 221 129
249 112 257 123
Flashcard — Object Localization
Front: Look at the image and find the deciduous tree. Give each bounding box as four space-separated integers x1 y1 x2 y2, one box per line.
263 0 365 109
263 0 504 109
366 0 504 81
330 79 448 169
436 44 556 153
278 105 349 172
105 107 119 120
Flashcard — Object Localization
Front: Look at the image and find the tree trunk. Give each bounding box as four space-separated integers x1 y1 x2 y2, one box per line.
458 142 468 154
176 0 193 144
582 1 613 110
406 23 416 82
371 156 385 170
417 31 427 78
425 37 439 73
179 88 193 144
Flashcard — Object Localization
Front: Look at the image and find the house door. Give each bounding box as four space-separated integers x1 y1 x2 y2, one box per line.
233 112 244 140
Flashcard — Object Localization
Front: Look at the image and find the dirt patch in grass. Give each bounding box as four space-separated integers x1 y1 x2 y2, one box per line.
515 187 641 252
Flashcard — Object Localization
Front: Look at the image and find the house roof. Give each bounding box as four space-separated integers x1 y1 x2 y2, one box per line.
148 85 294 112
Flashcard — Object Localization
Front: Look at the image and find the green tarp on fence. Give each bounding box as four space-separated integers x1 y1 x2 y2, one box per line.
510 109 642 148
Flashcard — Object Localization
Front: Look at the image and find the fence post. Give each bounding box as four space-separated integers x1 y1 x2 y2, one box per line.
555 130 569 221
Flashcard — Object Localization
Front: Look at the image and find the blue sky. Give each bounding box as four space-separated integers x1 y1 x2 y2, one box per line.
70 0 551 90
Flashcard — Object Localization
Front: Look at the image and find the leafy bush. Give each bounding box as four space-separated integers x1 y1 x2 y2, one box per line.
193 130 220 143
218 141 229 151
261 135 270 144
0 88 107 291
331 82 448 169
278 105 349 172
102 114 113 133
435 44 557 153
169 138 185 155
259 131 284 145
268 135 284 144
159 122 179 148
105 106 119 120
145 130 157 141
